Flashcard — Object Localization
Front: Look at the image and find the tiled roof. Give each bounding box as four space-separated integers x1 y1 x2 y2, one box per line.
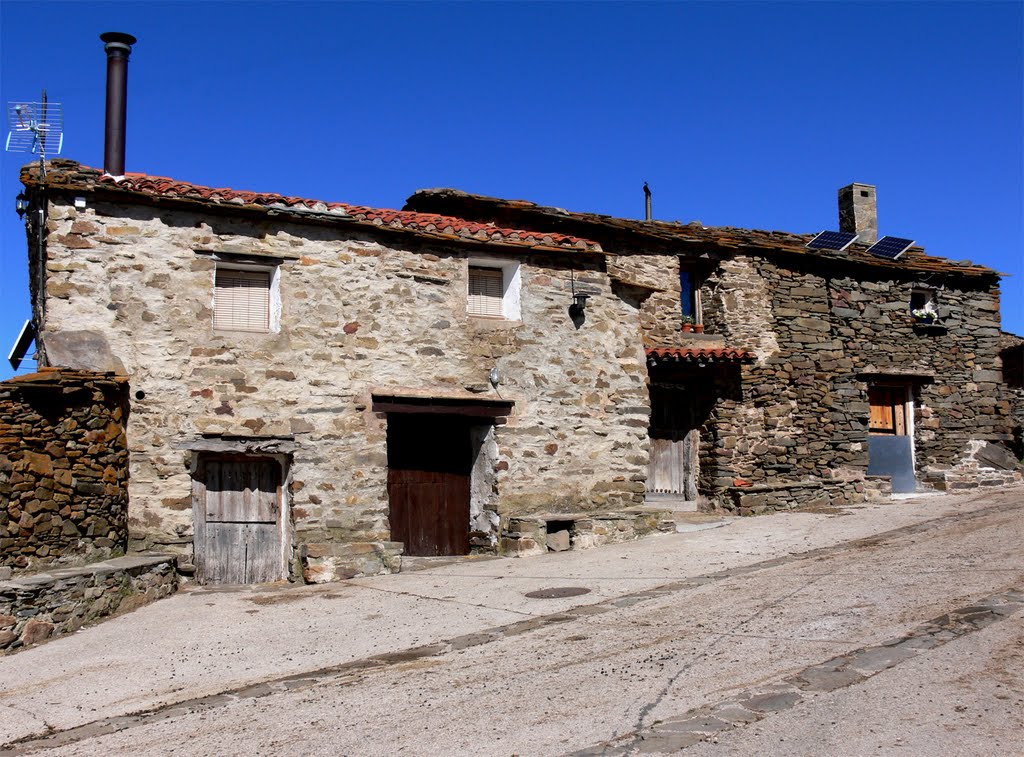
646 347 756 365
22 161 602 254
405 189 1000 278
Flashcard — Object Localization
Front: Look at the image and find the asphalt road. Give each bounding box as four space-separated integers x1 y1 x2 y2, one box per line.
1 486 1022 756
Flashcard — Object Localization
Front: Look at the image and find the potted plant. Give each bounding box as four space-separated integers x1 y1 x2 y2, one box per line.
911 307 937 324
681 315 695 333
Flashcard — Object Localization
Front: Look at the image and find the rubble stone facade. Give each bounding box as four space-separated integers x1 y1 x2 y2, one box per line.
25 165 653 582
0 369 129 570
407 188 1020 511
17 164 1019 585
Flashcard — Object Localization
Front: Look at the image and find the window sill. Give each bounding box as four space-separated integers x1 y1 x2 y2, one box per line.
467 315 522 331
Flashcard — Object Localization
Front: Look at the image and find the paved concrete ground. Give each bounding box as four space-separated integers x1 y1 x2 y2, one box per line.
1 485 1022 755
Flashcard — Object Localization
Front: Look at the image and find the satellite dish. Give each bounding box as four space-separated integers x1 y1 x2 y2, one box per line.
6 90 64 177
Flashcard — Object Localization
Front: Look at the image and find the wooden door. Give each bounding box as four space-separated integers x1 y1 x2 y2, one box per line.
648 387 699 500
195 456 285 584
867 384 916 493
387 414 472 556
869 386 908 435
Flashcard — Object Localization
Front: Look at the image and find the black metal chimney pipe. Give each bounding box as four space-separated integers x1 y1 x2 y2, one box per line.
100 32 137 176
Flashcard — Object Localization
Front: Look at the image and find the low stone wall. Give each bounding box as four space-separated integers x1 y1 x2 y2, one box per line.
720 478 879 515
500 509 670 556
922 441 1023 492
0 554 177 654
0 368 129 570
299 540 403 583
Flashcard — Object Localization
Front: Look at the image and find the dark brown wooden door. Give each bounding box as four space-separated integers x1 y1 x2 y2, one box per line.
195 456 285 584
387 414 472 556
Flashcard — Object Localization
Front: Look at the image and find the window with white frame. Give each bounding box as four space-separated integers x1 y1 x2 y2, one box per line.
467 259 521 320
214 262 281 333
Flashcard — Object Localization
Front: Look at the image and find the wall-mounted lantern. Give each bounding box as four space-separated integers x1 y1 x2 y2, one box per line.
569 292 590 319
15 193 28 219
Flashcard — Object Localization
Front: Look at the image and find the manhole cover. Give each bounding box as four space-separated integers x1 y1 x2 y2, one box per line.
524 586 591 599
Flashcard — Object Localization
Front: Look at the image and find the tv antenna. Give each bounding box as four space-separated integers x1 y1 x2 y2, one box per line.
6 90 64 179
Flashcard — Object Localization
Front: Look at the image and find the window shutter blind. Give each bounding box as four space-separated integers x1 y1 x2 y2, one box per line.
468 267 504 317
214 269 271 332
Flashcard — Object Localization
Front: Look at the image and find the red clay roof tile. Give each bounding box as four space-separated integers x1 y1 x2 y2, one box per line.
646 347 756 364
23 161 603 254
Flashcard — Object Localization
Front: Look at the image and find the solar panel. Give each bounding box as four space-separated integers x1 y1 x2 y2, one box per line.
807 230 859 251
866 236 915 260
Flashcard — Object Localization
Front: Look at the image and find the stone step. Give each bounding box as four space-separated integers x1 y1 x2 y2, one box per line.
644 493 700 513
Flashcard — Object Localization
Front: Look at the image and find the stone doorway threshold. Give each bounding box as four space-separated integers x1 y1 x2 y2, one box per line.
645 492 701 513
399 553 503 573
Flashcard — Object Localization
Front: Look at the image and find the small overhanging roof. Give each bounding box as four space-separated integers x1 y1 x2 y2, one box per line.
646 347 756 366
371 390 514 418
405 188 1001 279
21 160 603 256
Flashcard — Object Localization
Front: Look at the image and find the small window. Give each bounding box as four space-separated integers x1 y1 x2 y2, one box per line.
468 267 504 317
679 266 702 324
910 288 939 323
214 265 275 333
467 259 521 320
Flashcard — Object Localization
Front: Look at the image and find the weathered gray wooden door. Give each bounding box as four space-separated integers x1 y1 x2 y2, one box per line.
648 387 699 500
195 456 285 584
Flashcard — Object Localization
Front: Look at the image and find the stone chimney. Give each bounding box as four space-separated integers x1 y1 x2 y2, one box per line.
838 183 877 244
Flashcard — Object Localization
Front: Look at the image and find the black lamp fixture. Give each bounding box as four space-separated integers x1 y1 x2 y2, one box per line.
569 269 592 319
15 193 29 219
569 292 590 318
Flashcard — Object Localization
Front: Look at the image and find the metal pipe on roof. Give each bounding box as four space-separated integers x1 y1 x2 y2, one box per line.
100 32 137 177
643 181 652 222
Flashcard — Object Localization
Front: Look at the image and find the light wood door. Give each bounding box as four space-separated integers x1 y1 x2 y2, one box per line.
195 456 285 584
648 387 699 500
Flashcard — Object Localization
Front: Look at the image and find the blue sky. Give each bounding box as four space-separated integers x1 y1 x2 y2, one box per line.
1 1 1021 379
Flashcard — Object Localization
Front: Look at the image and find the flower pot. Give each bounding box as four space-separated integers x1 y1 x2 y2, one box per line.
681 324 694 333
694 324 705 334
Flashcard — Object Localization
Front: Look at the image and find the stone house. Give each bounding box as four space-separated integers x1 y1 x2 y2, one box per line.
16 161 1018 584
406 185 1020 509
18 160 663 583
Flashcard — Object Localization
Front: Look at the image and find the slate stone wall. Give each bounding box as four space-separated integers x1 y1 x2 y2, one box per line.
0 369 129 569
35 197 650 580
999 334 1024 458
630 247 1011 508
0 554 176 654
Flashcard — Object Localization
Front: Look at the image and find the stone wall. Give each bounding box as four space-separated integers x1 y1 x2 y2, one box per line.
36 197 651 580
999 334 1024 458
631 248 1011 506
0 554 177 654
719 254 1008 497
0 369 129 570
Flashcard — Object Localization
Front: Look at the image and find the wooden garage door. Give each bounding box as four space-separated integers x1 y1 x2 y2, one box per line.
195 456 285 584
386 414 472 557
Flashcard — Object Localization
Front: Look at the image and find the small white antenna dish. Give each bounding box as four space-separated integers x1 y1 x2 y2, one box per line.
6 90 64 178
